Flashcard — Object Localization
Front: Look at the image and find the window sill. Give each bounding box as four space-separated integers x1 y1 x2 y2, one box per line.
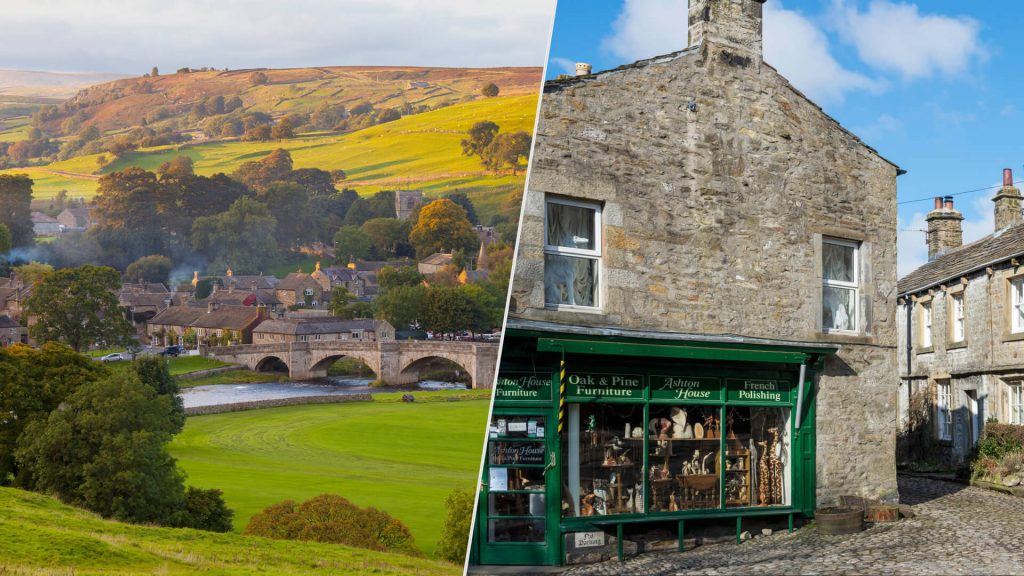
545 304 604 315
946 341 968 351
1003 332 1024 344
818 331 874 345
916 346 934 355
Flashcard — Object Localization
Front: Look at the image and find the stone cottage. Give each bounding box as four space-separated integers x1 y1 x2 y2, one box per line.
475 0 902 567
898 169 1024 465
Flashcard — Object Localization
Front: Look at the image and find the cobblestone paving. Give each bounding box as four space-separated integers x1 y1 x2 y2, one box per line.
564 476 1024 575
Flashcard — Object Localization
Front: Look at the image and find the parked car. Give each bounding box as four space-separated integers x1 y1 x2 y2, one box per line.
99 352 125 362
160 345 182 357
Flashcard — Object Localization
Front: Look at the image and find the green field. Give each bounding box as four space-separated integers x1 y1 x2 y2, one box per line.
168 396 489 556
0 485 459 575
2 94 535 221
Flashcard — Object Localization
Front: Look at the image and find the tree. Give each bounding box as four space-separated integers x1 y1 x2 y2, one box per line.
361 217 411 259
409 199 479 258
92 167 171 258
0 174 33 247
342 197 373 227
133 356 185 434
157 155 194 179
124 255 172 284
249 71 269 85
13 261 53 286
285 167 336 197
333 225 373 263
0 343 106 485
376 284 426 329
15 371 187 524
421 286 475 335
174 487 234 532
151 66 159 77
481 82 500 97
443 191 479 225
0 223 10 255
484 131 532 174
329 287 374 319
271 117 295 140
191 196 278 274
244 494 420 556
377 265 424 291
436 488 474 563
241 124 271 141
461 121 499 160
232 148 293 191
256 182 311 249
25 265 133 352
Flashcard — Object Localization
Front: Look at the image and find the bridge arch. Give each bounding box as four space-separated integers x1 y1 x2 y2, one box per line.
254 355 289 373
310 353 380 380
398 353 474 386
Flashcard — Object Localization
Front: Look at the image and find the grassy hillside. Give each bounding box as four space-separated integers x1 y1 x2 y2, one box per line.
7 93 536 221
168 394 490 556
0 485 459 575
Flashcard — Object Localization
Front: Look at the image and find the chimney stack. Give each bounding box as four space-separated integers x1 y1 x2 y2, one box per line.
994 168 1023 230
926 196 963 261
575 63 592 76
208 301 219 313
689 0 766 61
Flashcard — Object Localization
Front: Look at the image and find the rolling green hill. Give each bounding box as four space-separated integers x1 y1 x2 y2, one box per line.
168 393 490 557
0 485 459 575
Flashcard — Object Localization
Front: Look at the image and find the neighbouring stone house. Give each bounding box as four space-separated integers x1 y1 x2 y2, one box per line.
147 302 264 346
475 0 902 567
418 252 453 275
274 266 330 309
0 276 31 320
898 169 1024 465
253 317 395 343
30 211 61 236
56 206 95 231
321 266 378 300
0 315 27 347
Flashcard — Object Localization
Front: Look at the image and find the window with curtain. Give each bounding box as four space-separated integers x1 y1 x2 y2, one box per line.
822 238 859 332
920 304 933 348
937 380 952 441
1012 278 1024 334
951 294 965 343
544 198 601 308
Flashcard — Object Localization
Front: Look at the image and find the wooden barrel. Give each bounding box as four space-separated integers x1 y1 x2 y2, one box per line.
815 507 864 535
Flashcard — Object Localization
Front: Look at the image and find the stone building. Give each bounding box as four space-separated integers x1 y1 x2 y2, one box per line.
394 189 423 220
898 169 1024 465
147 302 264 346
475 0 901 567
253 317 395 343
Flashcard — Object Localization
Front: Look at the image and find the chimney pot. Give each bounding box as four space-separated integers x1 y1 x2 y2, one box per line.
1005 168 1014 187
934 197 943 210
575 63 592 76
944 197 954 210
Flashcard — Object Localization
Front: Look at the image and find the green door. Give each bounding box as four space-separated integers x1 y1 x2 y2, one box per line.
478 410 559 565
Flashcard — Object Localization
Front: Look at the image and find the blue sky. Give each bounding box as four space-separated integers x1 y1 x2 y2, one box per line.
545 0 1022 276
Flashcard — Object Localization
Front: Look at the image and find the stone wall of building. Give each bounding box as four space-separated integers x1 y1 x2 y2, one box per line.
511 33 900 503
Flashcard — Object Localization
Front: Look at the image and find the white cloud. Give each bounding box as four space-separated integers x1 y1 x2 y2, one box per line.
0 0 556 73
600 0 881 105
830 0 985 80
549 57 579 76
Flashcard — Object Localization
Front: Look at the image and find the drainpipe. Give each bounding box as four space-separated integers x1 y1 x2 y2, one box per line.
906 299 913 376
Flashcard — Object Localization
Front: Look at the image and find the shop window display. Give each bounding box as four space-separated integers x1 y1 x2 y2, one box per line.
487 414 548 543
648 405 721 512
564 404 644 517
725 407 790 508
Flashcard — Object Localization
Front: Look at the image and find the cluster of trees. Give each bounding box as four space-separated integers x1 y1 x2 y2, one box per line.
244 493 419 556
0 346 232 531
461 121 532 174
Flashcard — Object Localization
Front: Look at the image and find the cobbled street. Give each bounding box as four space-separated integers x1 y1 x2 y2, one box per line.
564 475 1024 575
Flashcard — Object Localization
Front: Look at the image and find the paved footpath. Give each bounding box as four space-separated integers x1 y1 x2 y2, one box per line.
564 475 1024 575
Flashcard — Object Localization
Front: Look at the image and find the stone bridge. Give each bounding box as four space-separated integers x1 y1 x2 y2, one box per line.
204 340 498 388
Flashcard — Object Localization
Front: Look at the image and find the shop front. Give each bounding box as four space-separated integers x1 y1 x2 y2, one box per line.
473 323 835 567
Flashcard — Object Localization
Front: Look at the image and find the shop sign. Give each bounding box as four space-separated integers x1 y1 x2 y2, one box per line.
651 375 721 401
496 372 553 402
574 532 606 548
726 379 791 404
490 441 546 466
566 372 643 400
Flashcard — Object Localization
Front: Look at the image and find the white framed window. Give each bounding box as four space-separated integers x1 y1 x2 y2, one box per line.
1010 383 1024 425
937 380 952 441
544 197 601 309
304 288 314 297
951 293 965 343
1012 277 1024 334
822 238 859 332
921 304 933 348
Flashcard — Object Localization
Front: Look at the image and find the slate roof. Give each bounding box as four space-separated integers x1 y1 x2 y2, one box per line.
253 317 386 335
190 305 262 330
421 253 453 266
149 307 205 327
898 222 1024 295
277 273 322 291
30 211 58 224
0 315 21 329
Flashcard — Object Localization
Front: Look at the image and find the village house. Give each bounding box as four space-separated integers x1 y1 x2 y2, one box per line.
56 206 95 232
458 243 491 285
0 275 32 320
147 302 263 346
253 316 395 343
30 211 61 236
275 266 330 309
897 170 1024 465
418 252 453 275
475 0 901 567
0 315 28 347
321 265 377 299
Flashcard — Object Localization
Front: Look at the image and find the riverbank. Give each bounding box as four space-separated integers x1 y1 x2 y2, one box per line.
183 388 491 415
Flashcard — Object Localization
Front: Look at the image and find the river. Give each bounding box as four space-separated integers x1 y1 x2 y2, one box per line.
179 376 468 408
